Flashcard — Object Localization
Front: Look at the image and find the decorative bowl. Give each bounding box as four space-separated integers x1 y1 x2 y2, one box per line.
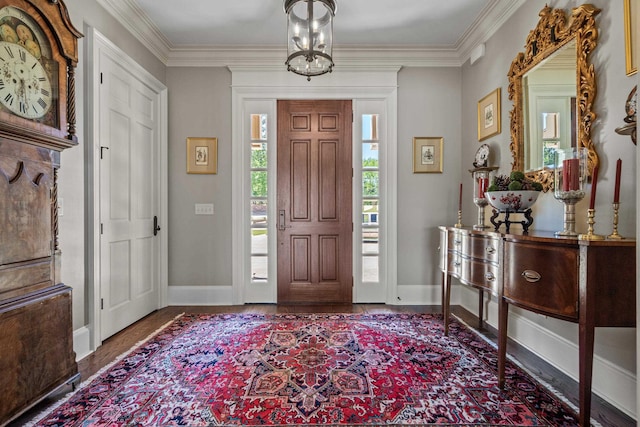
485 190 540 211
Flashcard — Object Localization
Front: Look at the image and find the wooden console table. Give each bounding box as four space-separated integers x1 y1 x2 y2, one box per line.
439 226 636 427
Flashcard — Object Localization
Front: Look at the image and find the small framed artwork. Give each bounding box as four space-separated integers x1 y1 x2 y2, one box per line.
624 0 637 76
477 88 501 141
413 137 443 173
187 137 217 174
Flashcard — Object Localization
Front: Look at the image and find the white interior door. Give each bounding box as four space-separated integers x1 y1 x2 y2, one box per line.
98 47 161 340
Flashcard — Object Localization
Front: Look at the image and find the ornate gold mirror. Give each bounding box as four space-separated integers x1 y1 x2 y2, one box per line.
508 4 600 191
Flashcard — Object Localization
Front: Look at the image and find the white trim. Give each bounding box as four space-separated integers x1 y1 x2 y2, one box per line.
231 68 398 304
94 0 170 63
73 326 92 361
459 287 638 419
96 0 523 68
87 28 169 350
168 285 234 306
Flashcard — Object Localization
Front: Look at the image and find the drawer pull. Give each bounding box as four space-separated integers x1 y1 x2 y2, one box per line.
454 261 461 267
521 270 541 282
485 272 495 281
454 239 462 246
485 246 496 255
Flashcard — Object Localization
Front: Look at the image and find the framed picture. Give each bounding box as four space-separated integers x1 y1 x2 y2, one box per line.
187 137 217 174
477 88 501 141
413 137 443 173
624 0 637 76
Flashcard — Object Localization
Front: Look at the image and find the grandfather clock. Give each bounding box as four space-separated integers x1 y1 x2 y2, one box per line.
0 0 82 424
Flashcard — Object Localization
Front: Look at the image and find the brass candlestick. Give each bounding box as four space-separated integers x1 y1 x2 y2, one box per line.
454 210 463 228
607 203 624 240
578 208 605 241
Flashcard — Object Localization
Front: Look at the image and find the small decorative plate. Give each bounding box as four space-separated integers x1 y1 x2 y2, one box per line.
624 85 636 123
473 144 490 168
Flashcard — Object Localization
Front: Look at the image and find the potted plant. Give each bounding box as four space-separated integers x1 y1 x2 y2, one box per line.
485 171 543 211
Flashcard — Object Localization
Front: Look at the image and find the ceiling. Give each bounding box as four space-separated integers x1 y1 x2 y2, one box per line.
96 0 525 67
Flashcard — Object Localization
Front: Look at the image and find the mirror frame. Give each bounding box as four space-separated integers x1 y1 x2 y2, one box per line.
508 4 600 192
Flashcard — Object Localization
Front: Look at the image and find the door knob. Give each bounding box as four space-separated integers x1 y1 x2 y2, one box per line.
153 216 161 236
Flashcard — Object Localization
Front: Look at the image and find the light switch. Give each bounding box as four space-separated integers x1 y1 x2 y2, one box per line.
195 203 214 215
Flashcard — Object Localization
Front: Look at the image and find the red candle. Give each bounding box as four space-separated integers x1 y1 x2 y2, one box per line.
613 158 622 203
589 165 599 209
562 158 579 191
478 177 488 198
458 183 463 211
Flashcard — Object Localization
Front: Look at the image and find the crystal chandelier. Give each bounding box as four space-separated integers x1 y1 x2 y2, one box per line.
284 0 336 81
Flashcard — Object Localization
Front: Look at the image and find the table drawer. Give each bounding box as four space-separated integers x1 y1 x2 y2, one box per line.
468 235 500 263
503 240 579 320
465 259 499 294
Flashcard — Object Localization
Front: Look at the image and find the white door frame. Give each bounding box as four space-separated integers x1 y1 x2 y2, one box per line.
87 28 168 350
230 67 399 305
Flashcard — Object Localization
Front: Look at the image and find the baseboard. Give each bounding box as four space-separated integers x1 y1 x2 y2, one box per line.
458 287 637 420
504 308 637 419
395 283 440 304
168 285 234 306
73 326 92 361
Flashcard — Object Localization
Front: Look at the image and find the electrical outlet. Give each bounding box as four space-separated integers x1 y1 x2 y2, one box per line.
195 203 214 215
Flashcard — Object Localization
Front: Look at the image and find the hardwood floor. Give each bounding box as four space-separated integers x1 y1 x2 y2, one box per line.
8 304 635 426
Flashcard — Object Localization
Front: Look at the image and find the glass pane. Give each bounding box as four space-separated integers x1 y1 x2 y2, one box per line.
251 171 268 197
363 143 379 168
362 255 379 282
251 200 268 226
362 200 379 225
251 256 268 281
362 114 379 141
362 228 379 254
251 228 268 254
251 143 268 168
251 114 268 141
363 171 379 197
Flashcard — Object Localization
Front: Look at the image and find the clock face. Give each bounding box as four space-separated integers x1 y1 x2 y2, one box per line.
0 41 52 119
0 5 58 127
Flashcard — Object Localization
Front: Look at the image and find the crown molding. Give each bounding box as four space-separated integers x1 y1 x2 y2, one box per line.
166 45 462 68
97 0 524 68
456 0 527 65
95 0 171 63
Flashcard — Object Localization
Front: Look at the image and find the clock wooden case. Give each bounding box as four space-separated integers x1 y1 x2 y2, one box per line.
0 0 82 424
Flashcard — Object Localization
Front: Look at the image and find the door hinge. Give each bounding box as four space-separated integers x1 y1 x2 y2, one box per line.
100 223 103 234
101 298 104 310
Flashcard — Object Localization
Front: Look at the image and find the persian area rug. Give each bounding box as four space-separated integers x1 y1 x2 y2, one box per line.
29 313 581 426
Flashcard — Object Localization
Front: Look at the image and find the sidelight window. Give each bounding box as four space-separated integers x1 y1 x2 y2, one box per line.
250 114 269 282
361 114 379 283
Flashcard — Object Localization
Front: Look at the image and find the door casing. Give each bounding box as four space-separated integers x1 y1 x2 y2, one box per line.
231 68 399 305
88 28 169 350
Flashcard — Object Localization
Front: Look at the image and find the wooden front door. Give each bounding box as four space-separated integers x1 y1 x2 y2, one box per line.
277 100 353 304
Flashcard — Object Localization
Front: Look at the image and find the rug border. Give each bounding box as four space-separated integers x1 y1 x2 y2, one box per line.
24 313 185 427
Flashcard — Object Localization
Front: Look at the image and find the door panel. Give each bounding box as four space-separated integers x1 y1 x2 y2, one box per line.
277 100 352 304
99 49 160 340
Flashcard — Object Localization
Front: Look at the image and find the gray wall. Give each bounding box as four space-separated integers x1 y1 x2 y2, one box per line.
397 67 462 294
166 67 233 286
